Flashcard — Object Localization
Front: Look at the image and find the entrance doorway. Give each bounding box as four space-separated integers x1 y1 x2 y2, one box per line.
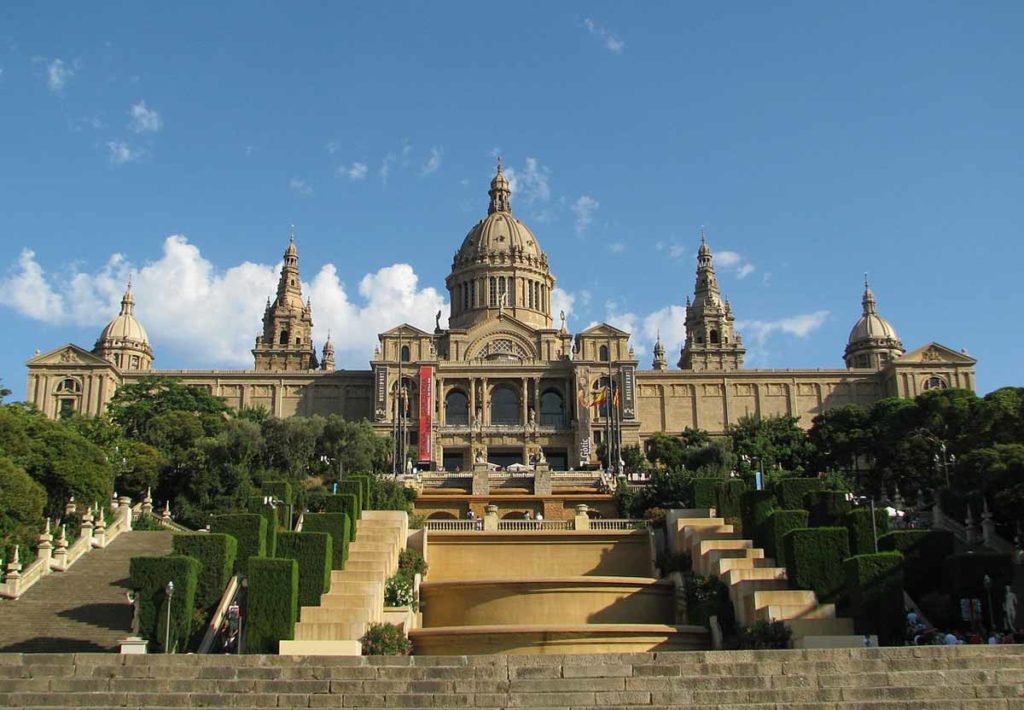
442 450 466 472
487 449 523 469
544 449 568 471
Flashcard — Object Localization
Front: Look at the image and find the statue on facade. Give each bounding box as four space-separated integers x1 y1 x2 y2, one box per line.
475 449 486 464
435 310 442 332
528 407 536 426
126 591 141 635
1005 585 1018 631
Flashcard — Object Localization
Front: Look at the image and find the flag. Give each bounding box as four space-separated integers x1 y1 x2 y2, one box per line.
613 388 621 409
591 388 608 407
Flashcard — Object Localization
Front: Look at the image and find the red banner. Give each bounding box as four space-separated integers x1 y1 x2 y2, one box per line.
417 365 433 465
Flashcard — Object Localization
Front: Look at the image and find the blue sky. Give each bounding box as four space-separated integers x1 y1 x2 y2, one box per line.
1 2 1022 400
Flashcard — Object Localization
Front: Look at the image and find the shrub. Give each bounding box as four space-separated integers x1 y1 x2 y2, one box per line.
878 530 954 600
714 479 747 520
209 513 266 574
346 475 371 509
247 496 279 557
764 510 809 567
398 548 428 580
807 490 851 528
692 478 721 510
685 574 736 636
843 508 890 556
942 553 1014 629
844 552 904 646
324 493 361 527
733 620 792 650
336 480 363 515
171 533 238 612
740 490 775 540
275 531 332 608
302 512 350 569
384 573 415 608
128 555 200 653
784 527 850 603
360 622 411 655
262 480 294 529
246 557 298 654
774 477 823 511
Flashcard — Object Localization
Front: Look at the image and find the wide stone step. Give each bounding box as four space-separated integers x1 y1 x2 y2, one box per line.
344 559 389 572
722 566 787 586
785 616 856 637
713 556 779 576
293 620 367 640
299 606 373 624
330 569 386 583
757 602 837 622
324 580 383 596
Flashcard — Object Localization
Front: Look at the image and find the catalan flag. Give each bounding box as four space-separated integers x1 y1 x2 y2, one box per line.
613 387 621 409
591 387 608 407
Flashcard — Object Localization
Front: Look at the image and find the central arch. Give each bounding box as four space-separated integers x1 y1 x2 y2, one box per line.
490 384 521 425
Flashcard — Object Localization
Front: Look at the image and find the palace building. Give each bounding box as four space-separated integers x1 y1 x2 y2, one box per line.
25 162 977 474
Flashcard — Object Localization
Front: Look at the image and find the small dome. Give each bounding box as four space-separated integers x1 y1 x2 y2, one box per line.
99 285 149 346
847 283 899 345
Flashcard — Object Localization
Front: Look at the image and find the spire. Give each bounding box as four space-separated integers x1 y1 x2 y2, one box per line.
284 226 298 261
321 330 336 371
119 279 135 316
652 330 668 371
488 156 511 214
862 274 877 315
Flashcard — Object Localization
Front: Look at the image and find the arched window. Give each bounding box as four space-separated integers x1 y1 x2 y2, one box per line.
445 390 469 426
400 345 411 362
540 389 565 427
599 344 609 362
56 378 81 394
923 376 948 391
710 329 720 344
279 330 290 345
490 385 520 425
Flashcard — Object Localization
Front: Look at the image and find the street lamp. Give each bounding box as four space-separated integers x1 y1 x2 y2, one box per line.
932 441 955 488
164 580 174 654
983 574 995 631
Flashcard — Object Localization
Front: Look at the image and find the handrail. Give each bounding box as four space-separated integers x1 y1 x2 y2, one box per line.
198 574 242 654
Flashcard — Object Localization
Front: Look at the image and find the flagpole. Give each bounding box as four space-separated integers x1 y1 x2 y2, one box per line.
606 336 612 471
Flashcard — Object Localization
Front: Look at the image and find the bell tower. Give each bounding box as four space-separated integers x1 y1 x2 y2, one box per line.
678 231 745 371
253 229 319 371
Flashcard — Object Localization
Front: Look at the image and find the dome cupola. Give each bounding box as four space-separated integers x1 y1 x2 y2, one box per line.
94 280 154 370
844 277 904 369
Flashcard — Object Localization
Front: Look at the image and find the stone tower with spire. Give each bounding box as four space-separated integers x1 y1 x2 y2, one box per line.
321 333 336 371
652 331 668 370
678 232 745 371
253 229 319 371
844 277 904 369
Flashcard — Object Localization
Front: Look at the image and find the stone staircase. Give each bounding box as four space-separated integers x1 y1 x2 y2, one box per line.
0 531 172 653
0 646 1019 707
676 511 864 648
279 510 407 655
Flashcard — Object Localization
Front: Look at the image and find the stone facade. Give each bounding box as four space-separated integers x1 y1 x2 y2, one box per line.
25 162 976 470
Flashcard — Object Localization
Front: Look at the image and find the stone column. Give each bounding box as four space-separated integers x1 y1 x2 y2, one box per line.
52 525 68 570
981 499 997 549
472 470 490 495
574 504 590 531
484 504 499 531
534 470 552 496
142 489 153 517
119 496 133 531
36 520 53 572
93 504 107 547
5 547 22 594
81 506 95 544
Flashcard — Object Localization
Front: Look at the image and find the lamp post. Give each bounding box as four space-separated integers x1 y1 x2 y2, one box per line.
164 580 174 654
983 574 994 631
933 441 955 489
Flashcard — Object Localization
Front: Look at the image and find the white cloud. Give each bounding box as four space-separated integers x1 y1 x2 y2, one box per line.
289 177 313 196
572 195 599 235
129 100 162 133
107 141 140 165
339 162 368 181
642 305 687 357
608 242 625 254
46 58 73 92
584 18 625 54
0 237 449 369
656 240 686 261
421 147 442 176
503 157 551 205
326 141 340 155
737 311 830 344
714 249 756 279
550 287 575 328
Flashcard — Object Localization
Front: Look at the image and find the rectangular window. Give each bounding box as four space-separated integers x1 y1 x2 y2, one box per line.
470 281 476 308
508 278 515 308
489 277 497 307
58 398 75 418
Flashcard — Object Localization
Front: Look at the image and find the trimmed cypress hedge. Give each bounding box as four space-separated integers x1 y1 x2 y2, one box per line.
262 480 294 529
878 530 954 600
276 531 332 607
336 480 363 515
844 552 904 646
774 477 823 511
764 509 809 567
844 508 890 555
246 495 279 557
347 475 371 509
302 512 350 569
209 513 266 574
246 557 298 654
692 478 721 510
170 533 237 612
128 555 200 653
807 490 852 528
740 490 775 540
784 527 850 603
324 493 361 525
714 479 747 520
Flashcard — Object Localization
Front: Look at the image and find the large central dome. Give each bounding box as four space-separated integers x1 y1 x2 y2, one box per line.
446 161 556 330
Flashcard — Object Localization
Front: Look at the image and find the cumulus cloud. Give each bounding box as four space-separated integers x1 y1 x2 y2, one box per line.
550 287 575 328
642 305 688 357
572 195 599 235
584 18 625 54
107 141 141 165
338 162 368 181
46 58 73 92
608 241 625 254
655 240 686 261
714 250 756 279
503 157 551 205
0 236 450 369
421 147 442 176
289 177 313 196
737 311 830 347
129 100 162 133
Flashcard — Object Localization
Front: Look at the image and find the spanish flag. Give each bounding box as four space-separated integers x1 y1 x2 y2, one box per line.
591 388 608 407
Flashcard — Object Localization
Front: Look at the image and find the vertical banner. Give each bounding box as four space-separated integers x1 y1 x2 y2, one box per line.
620 365 636 420
576 376 592 465
374 366 388 421
417 365 434 465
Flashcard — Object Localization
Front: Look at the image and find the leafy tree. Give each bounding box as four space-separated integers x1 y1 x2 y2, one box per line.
728 415 811 474
107 376 230 437
261 416 324 481
318 416 391 477
808 404 871 482
0 380 11 403
0 455 47 562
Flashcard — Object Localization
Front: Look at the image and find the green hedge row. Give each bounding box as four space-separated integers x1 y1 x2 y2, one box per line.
714 479 747 520
324 493 361 527
128 555 200 653
844 552 904 646
276 531 332 607
774 477 823 511
170 533 237 612
246 557 298 654
692 478 721 510
346 475 371 509
302 512 350 570
878 530 955 600
807 491 851 528
262 480 294 529
784 527 850 603
844 508 890 555
247 496 279 557
210 513 266 574
740 490 775 540
764 509 809 567
336 480 363 515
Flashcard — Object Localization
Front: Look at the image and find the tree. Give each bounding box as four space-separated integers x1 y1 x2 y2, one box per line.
728 415 811 474
318 416 391 477
0 379 11 403
808 404 871 482
107 376 230 437
0 455 47 562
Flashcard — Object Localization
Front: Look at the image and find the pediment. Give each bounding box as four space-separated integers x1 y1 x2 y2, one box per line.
578 322 632 338
895 342 976 365
26 343 113 368
378 323 432 338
